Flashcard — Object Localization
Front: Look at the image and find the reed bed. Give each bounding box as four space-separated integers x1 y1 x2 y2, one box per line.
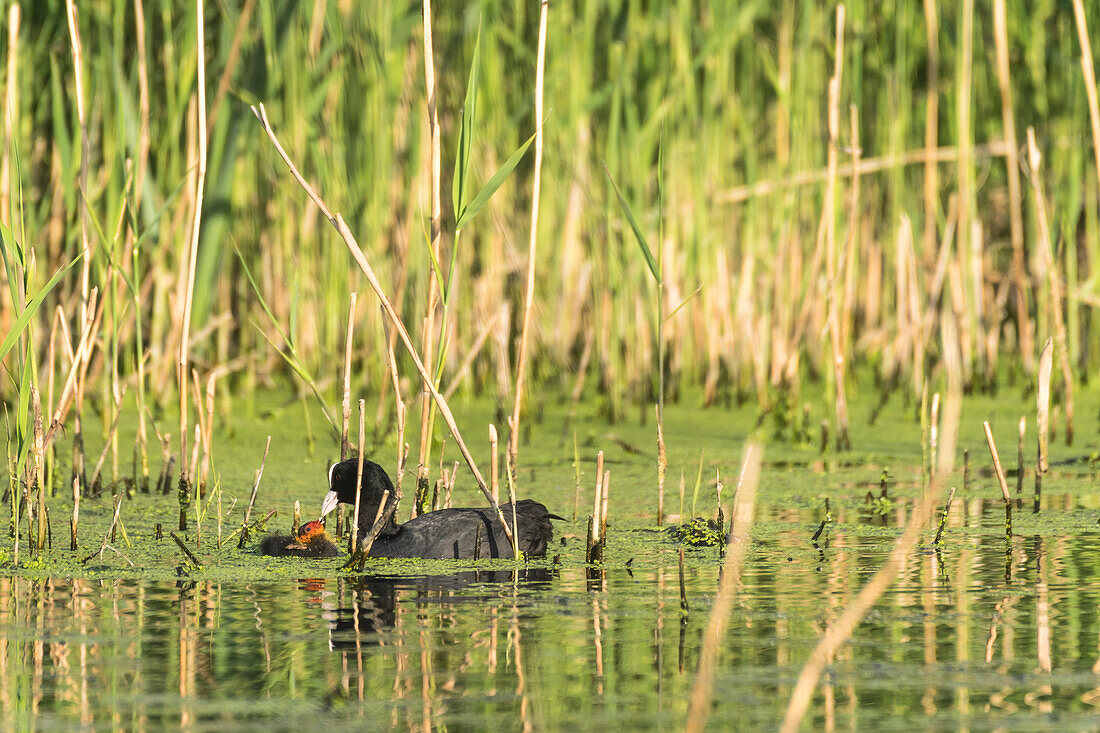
0 1 1097 562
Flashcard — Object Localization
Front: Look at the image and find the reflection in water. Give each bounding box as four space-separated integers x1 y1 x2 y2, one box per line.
327 568 555 645
1 529 1100 728
321 568 553 731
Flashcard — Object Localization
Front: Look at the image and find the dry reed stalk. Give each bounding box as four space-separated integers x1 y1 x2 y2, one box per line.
600 469 610 541
341 293 356 461
922 0 939 256
956 0 974 273
251 105 515 548
0 3 19 227
1016 416 1025 501
716 141 1011 206
822 4 850 451
1026 131 1074 444
656 404 665 526
43 289 100 450
357 489 390 558
992 0 1031 370
592 450 604 543
840 104 861 353
1072 0 1100 206
416 0 443 489
292 500 300 535
489 424 499 504
982 421 1012 504
968 221 985 377
685 441 761 733
395 402 406 507
509 0 549 466
133 0 150 207
506 451 520 558
1036 337 1052 473
69 476 79 550
237 436 270 548
46 305 68 452
780 483 943 732
64 0 90 314
350 400 365 554
177 0 209 523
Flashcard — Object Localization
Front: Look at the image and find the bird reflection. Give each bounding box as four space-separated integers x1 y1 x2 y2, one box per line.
323 568 556 651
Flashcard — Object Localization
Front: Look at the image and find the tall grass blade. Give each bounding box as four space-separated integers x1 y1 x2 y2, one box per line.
603 161 660 283
0 255 82 363
454 127 537 232
452 21 482 224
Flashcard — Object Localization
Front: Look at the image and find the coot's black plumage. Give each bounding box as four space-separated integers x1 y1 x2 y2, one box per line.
320 459 563 560
261 520 340 558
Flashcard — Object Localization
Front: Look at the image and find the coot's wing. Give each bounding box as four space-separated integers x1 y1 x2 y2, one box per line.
376 509 512 559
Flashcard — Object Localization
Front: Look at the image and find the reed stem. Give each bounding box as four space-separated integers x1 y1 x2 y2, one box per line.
509 0 549 466
237 435 270 549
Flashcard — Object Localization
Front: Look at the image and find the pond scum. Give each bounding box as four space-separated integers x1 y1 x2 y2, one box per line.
3 0 1100 728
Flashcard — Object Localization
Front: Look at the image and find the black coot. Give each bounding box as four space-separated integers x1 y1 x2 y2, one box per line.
320 459 564 559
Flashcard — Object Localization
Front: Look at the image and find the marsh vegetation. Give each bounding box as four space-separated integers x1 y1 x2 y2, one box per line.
3 0 1100 729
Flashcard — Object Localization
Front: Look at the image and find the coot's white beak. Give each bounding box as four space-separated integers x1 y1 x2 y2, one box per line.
320 489 341 519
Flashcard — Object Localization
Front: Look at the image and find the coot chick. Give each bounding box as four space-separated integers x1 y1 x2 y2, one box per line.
320 458 564 559
261 520 340 558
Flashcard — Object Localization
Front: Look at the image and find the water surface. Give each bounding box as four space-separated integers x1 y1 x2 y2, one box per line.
5 390 1100 729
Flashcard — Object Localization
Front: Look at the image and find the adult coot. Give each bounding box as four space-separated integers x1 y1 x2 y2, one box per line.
261 520 340 558
320 459 563 559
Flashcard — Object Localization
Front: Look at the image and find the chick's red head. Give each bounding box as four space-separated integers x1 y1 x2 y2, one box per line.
297 520 326 541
